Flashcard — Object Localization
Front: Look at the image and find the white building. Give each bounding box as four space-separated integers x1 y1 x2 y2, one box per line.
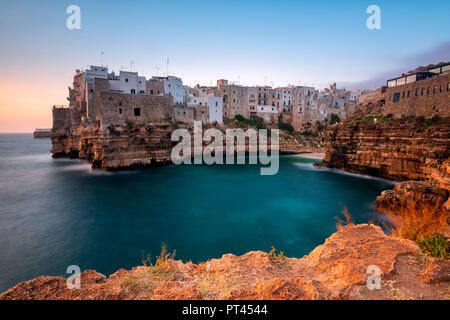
152 76 184 105
186 91 223 124
119 71 146 94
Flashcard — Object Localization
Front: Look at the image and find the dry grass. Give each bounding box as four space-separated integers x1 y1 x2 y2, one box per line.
120 245 177 297
195 271 245 300
382 206 447 242
335 206 354 230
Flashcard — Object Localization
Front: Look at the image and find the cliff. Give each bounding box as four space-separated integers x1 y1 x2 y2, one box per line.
321 116 450 238
1 224 449 300
52 122 175 170
321 117 450 188
51 121 324 170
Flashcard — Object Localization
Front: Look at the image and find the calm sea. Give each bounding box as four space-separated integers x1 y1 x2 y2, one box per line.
0 133 393 292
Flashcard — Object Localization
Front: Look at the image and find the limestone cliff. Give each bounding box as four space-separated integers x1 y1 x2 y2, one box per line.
321 117 450 188
52 122 175 170
321 116 450 238
1 224 448 300
51 121 324 170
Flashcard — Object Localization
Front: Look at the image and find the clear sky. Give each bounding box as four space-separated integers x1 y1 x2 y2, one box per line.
0 0 449 132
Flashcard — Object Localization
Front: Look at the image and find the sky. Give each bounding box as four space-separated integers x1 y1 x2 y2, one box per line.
0 0 449 132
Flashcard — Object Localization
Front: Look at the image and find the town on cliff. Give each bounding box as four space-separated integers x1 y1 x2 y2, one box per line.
2 60 447 301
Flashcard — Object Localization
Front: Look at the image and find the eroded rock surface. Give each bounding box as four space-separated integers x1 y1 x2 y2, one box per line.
2 224 448 300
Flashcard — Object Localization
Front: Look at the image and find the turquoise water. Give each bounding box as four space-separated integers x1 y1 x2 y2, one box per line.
0 134 393 292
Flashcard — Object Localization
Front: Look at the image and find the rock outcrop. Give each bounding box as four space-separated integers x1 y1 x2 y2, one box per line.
321 117 450 188
52 122 176 170
1 224 448 300
375 181 450 238
320 116 450 240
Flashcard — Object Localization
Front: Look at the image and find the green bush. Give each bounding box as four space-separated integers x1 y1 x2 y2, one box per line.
234 114 265 129
278 121 294 133
330 113 340 125
417 234 449 259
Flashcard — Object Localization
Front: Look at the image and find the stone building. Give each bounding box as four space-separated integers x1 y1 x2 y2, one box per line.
383 63 450 118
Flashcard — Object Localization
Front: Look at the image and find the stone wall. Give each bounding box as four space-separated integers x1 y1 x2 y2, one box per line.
97 92 174 130
383 73 450 118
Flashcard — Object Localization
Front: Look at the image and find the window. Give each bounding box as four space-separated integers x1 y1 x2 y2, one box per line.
447 82 450 91
440 85 443 92
139 81 142 84
433 86 438 94
150 90 154 94
90 89 93 93
427 87 431 94
393 93 400 102
131 89 136 94
118 108 123 115
402 91 405 98
415 89 419 96
215 101 218 106
140 90 145 94
125 79 128 83
407 90 410 97
134 108 141 116
421 88 425 95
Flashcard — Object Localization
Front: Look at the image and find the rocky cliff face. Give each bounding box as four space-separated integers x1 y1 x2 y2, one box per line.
322 117 450 188
52 122 175 170
321 116 450 238
1 224 448 300
51 122 324 170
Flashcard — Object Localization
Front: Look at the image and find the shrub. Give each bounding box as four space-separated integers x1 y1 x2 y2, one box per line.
234 114 265 129
330 113 340 125
417 234 449 259
278 121 294 133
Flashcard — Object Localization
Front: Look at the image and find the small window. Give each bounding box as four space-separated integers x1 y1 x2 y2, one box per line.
402 91 405 98
415 88 419 96
131 89 135 94
427 87 431 94
150 90 154 94
447 82 450 91
125 79 128 83
433 85 438 94
407 90 410 97
119 102 122 106
118 108 123 115
134 108 141 116
421 88 425 95
140 90 145 94
90 89 93 93
393 92 400 102
440 85 443 92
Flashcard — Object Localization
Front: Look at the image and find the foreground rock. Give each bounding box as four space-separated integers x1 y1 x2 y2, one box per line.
375 181 450 238
1 224 448 300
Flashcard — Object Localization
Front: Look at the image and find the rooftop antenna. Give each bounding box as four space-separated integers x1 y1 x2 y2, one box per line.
100 52 104 67
265 76 267 87
130 61 134 72
166 58 169 76
156 67 160 77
